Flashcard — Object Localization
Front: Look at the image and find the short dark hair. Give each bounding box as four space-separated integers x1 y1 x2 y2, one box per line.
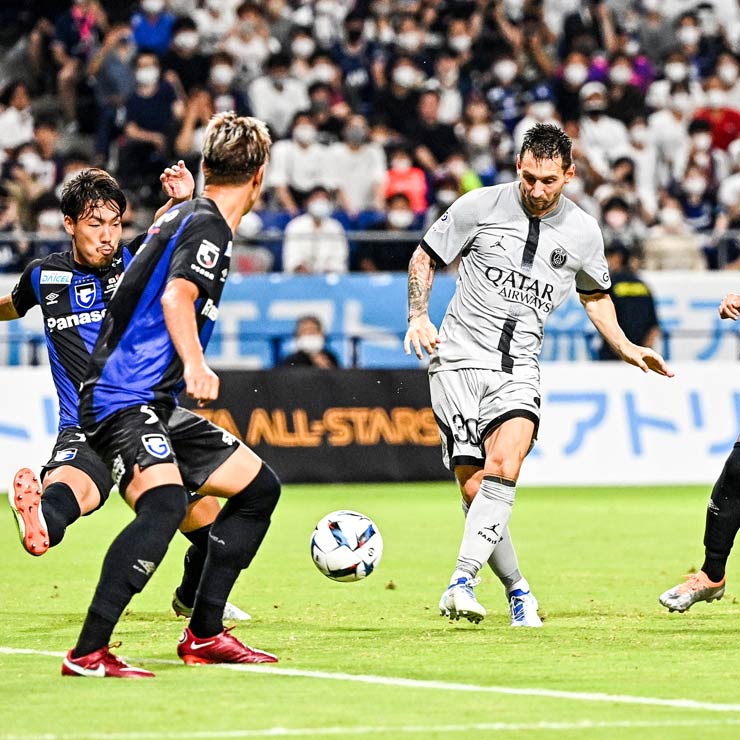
520 123 572 170
60 169 127 222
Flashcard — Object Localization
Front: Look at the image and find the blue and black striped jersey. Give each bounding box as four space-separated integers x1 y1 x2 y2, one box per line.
79 197 232 428
11 235 145 431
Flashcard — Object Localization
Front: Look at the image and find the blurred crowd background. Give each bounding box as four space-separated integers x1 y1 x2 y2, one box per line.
1 0 740 274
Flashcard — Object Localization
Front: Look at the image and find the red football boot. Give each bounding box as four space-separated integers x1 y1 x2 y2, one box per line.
9 468 49 556
177 626 277 664
62 644 154 678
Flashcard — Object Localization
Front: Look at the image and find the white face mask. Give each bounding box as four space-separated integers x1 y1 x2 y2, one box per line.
719 63 739 85
141 0 165 14
669 92 692 114
387 209 414 229
206 0 222 11
660 207 683 227
312 63 335 84
564 63 588 87
292 37 316 59
610 65 632 86
392 65 418 88
438 68 459 87
210 64 235 87
447 159 466 177
136 66 160 87
38 210 64 230
531 101 554 120
307 198 332 220
643 0 661 12
684 176 707 196
396 31 422 52
605 210 628 230
448 35 471 53
174 31 198 51
236 211 263 238
630 125 649 145
707 88 727 109
391 157 411 171
624 39 640 57
692 132 713 151
468 124 491 148
678 25 701 47
18 151 44 174
295 334 325 355
293 124 317 146
436 189 457 206
493 60 517 84
664 62 688 83
694 151 710 168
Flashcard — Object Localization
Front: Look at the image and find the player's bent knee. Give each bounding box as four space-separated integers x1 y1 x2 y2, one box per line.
135 484 188 526
238 462 281 519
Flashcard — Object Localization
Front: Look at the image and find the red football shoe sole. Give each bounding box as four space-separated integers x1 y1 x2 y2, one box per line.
10 468 49 556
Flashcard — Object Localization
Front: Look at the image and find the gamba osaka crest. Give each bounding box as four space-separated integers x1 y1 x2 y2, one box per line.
141 434 171 459
73 282 97 309
196 239 221 269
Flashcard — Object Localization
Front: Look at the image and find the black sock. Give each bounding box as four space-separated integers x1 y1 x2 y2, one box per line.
175 525 210 608
189 463 280 637
41 482 81 547
702 443 740 582
72 484 187 656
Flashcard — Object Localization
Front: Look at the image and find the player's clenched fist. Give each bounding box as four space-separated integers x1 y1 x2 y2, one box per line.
184 360 220 406
719 293 740 321
404 315 441 359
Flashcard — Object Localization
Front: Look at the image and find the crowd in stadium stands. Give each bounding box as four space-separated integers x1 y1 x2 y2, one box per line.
2 0 740 273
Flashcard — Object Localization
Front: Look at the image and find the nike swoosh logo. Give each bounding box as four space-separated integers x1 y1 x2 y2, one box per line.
189 640 216 650
63 658 106 677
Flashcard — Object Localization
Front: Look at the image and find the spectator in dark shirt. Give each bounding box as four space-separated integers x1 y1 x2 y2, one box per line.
118 50 181 199
598 245 659 361
280 315 340 369
358 192 421 272
161 17 211 96
373 56 421 137
407 89 459 173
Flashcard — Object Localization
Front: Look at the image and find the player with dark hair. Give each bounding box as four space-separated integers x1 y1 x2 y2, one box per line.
405 123 673 625
659 291 740 612
64 112 277 678
1 164 248 622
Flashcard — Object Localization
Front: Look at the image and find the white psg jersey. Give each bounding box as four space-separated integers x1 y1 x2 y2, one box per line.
423 181 610 374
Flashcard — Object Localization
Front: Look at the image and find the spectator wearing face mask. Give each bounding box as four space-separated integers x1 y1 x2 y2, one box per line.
223 1 276 80
248 53 309 139
605 52 646 126
267 114 332 215
599 195 645 259
554 51 592 124
693 76 740 151
131 0 175 57
358 192 420 272
328 115 387 221
716 52 740 110
161 17 210 95
676 163 718 234
512 84 560 149
373 56 423 138
279 315 340 369
458 99 502 185
484 54 526 134
307 82 346 144
637 0 675 65
384 148 427 214
674 10 721 80
578 81 630 177
282 187 349 275
205 52 251 116
434 52 465 126
674 118 728 190
334 13 377 117
423 175 459 231
646 51 704 112
643 197 705 270
0 82 34 152
192 0 236 54
626 118 659 221
406 90 459 174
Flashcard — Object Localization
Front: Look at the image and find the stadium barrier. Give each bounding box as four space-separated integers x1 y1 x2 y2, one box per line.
3 363 739 488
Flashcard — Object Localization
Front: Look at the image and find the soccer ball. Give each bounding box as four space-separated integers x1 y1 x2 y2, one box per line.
310 510 383 582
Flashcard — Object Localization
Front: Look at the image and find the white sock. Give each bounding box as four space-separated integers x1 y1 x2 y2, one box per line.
507 577 530 594
451 476 516 583
461 498 522 590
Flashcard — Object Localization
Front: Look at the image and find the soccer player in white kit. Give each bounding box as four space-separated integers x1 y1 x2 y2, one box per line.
405 124 673 625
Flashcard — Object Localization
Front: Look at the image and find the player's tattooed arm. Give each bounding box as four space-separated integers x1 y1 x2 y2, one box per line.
407 245 436 321
404 246 441 359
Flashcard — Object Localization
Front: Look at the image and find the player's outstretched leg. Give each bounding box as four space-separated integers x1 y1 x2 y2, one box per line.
660 443 740 612
62 645 154 679
177 460 280 665
172 498 251 621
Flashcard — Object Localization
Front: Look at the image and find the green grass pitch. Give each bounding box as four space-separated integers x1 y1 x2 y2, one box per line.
1 482 740 739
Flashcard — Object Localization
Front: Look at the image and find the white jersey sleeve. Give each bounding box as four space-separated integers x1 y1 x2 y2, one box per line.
574 217 611 294
421 189 489 266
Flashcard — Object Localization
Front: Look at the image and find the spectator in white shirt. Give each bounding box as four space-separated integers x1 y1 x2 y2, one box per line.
329 115 387 219
248 53 309 139
266 112 331 215
0 82 34 152
282 186 349 274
